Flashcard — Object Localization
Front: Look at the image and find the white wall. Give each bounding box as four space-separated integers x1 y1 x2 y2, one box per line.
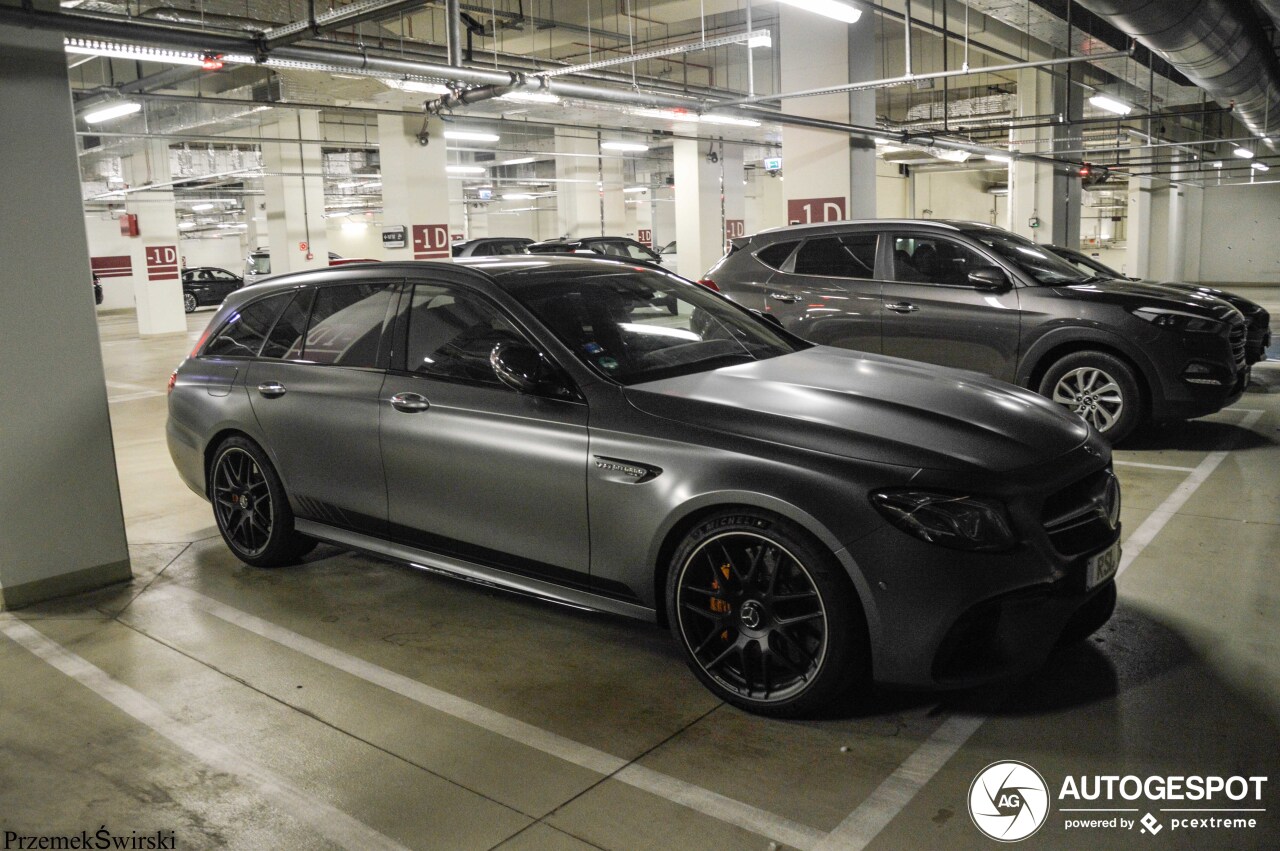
910 170 1003 225
1197 182 1280 283
325 220 385 260
180 236 243 273
84 213 138 310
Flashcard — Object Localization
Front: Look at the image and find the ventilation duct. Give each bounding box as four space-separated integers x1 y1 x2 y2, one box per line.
1073 0 1280 142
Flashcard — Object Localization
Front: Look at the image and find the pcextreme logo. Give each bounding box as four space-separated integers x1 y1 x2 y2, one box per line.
968 762 1269 842
969 761 1052 842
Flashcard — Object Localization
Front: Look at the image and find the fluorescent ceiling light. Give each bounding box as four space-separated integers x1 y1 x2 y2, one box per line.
700 113 762 127
936 150 972 163
984 153 1012 163
600 141 649 152
1233 146 1255 159
499 91 561 104
342 220 368 232
447 165 487 174
502 193 536 200
382 79 452 95
444 130 500 143
1089 94 1133 116
1252 161 1270 171
191 203 215 212
746 33 772 49
498 157 537 166
775 0 862 24
1211 160 1223 169
633 108 760 128
624 186 648 193
178 221 196 230
65 38 208 67
82 101 142 124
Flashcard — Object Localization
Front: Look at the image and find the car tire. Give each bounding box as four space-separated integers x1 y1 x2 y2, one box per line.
209 436 316 567
1039 351 1143 444
183 292 198 313
665 509 869 717
1058 580 1117 647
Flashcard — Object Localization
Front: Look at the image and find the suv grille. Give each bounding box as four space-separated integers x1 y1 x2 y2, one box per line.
1230 321 1247 371
1041 467 1120 556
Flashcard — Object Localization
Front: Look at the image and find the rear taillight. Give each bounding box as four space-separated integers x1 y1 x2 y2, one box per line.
697 278 720 292
167 370 178 395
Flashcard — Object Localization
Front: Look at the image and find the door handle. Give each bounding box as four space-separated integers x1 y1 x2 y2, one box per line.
885 302 919 314
769 292 802 304
256 381 287 398
389 392 430 413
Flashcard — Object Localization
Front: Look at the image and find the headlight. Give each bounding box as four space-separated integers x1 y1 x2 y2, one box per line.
870 489 1016 552
1131 306 1222 333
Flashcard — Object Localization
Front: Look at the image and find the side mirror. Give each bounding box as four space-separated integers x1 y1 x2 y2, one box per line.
490 342 544 394
968 266 1011 292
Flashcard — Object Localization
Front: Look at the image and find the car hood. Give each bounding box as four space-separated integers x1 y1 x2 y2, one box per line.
1065 278 1238 317
625 346 1089 473
1143 281 1264 317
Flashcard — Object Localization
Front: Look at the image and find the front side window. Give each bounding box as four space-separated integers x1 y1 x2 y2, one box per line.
203 292 293 358
890 236 990 286
793 233 879 278
505 267 807 385
404 284 530 387
302 283 396 367
962 230 1089 285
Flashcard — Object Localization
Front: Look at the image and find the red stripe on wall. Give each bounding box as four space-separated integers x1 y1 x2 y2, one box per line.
91 255 133 277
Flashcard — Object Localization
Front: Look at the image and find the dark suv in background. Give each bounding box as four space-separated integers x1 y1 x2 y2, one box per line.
706 220 1250 443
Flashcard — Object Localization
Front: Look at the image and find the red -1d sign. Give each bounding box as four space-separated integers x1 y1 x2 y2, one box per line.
144 245 179 282
637 228 653 247
724 219 745 239
412 224 451 260
786 197 847 226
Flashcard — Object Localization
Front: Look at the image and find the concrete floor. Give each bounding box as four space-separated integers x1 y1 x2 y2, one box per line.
3 296 1280 850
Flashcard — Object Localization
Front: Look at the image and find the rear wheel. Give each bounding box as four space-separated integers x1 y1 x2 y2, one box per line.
210 436 315 567
666 510 868 717
1039 351 1142 444
183 292 198 313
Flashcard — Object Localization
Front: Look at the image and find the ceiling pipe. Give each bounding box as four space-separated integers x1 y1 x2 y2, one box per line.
262 0 431 51
1073 0 1280 144
445 0 463 67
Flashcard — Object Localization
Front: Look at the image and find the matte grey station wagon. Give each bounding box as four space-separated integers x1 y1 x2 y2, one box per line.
704 220 1250 443
168 257 1121 716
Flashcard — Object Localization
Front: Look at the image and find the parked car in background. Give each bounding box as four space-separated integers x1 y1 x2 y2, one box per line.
657 240 681 277
181 266 244 313
1044 244 1271 364
706 220 1251 443
167 256 1119 716
452 237 534 257
245 249 271 285
92 273 103 305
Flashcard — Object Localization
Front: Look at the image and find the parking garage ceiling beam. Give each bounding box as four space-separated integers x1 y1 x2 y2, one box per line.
261 0 432 51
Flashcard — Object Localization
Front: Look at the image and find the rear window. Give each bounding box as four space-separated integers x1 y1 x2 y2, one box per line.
302 283 396 367
203 293 292 358
756 241 799 271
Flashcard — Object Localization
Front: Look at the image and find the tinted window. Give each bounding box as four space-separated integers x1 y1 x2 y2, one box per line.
794 234 878 278
890 236 989 286
494 241 527 255
756 241 799 270
622 242 656 261
405 284 529 387
204 293 292 358
962 230 1088 285
259 289 313 360
302 283 395 367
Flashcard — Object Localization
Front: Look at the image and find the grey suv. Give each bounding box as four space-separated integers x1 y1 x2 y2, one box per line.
705 220 1249 443
167 257 1120 716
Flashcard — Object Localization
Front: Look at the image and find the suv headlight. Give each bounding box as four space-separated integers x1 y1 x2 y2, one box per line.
870 489 1016 552
1132 306 1223 333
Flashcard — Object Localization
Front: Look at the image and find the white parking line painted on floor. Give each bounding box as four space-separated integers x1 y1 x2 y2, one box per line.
1117 408 1265 578
108 390 165 404
812 714 986 851
0 617 412 851
1113 460 1197 473
811 406 1267 849
156 584 827 851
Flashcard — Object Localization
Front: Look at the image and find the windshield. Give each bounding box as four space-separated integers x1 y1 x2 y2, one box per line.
963 230 1090 285
502 265 808 384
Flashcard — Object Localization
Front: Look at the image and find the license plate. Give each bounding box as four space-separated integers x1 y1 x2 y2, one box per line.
1086 540 1121 590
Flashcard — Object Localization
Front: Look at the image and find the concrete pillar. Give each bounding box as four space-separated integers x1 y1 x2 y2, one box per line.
1009 69 1057 242
555 130 604 238
848 9 876 218
261 111 329 274
1181 183 1204 282
1127 164 1154 280
377 114 451 260
122 140 186 335
750 169 787 232
780 8 850 222
721 145 746 256
653 185 677 252
0 11 131 609
674 138 724 281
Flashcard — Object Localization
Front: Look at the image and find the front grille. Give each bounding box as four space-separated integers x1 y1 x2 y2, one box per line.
1041 467 1120 557
1229 322 1247 371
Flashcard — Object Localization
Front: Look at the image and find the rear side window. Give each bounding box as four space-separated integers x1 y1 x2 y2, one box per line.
259 289 313 360
756 241 799 270
793 233 879 278
203 293 292 358
302 283 396 367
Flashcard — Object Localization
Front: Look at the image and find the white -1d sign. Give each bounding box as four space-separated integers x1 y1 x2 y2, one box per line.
382 226 407 249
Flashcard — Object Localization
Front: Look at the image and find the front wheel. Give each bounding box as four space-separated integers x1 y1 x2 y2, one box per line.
666 510 868 717
209 436 315 567
1039 351 1143 444
183 292 198 313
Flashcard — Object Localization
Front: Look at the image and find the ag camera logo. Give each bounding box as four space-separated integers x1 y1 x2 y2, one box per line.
969 761 1051 842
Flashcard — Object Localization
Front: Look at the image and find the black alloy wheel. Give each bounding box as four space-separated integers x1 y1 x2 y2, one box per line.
183 292 198 313
667 511 867 716
210 436 315 567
